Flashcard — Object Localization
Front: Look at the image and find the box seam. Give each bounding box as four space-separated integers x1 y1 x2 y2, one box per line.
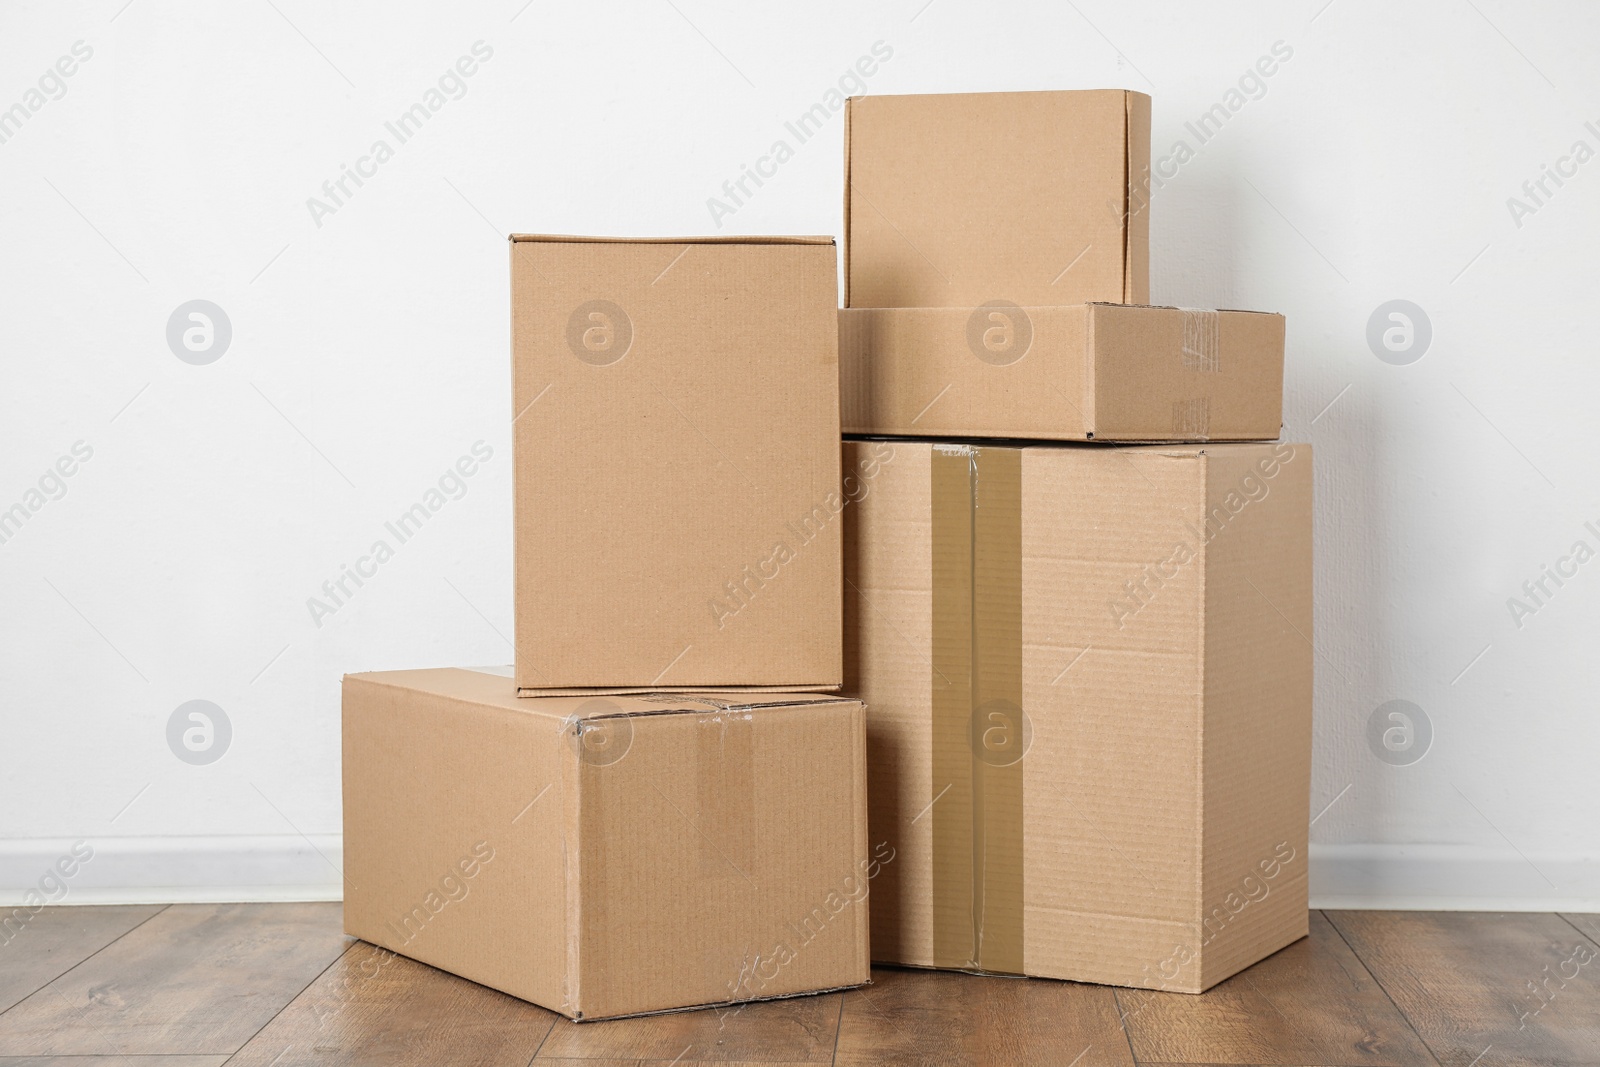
1193 451 1210 983
561 736 583 1019
1122 91 1134 303
842 97 855 307
1083 305 1098 437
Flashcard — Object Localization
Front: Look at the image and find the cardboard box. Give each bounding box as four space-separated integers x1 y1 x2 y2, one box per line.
510 235 843 695
840 303 1285 442
844 89 1150 309
843 440 1312 992
343 667 873 1020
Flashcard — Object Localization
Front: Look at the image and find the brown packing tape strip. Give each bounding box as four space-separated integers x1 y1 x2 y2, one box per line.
1179 308 1221 372
1172 397 1212 438
930 446 974 969
930 445 1025 974
563 705 756 1014
695 708 756 879
1174 308 1217 437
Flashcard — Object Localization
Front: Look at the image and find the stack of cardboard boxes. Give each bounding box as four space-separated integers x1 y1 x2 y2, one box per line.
341 88 1313 1020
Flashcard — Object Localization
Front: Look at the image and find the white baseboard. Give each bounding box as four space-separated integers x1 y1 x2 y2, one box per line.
0 835 342 906
3 837 1596 911
1310 843 1600 912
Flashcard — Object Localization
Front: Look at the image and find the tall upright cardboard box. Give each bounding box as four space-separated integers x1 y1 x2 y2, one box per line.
844 439 1312 991
511 236 842 695
844 89 1150 308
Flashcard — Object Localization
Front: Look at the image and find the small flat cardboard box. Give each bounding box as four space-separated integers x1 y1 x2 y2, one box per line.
839 303 1285 442
843 440 1312 992
343 667 873 1020
844 89 1150 309
511 235 842 695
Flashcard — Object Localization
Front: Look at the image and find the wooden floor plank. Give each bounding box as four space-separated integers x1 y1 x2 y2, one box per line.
1118 911 1440 1066
536 1061 824 1066
1328 910 1600 1067
0 905 165 1013
1560 914 1600 947
832 965 1135 1067
0 903 347 1057
535 989 841 1063
0 1057 227 1066
226 939 555 1066
2 906 1593 1067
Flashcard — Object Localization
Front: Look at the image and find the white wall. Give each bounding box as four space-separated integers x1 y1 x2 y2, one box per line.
2 0 1596 910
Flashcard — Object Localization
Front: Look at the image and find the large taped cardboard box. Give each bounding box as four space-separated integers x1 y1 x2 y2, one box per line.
840 304 1284 441
510 235 842 695
843 440 1312 992
844 89 1150 308
343 667 872 1021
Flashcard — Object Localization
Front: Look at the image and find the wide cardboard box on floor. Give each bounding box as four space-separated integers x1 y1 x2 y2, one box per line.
511 235 842 695
843 440 1312 992
343 667 872 1021
839 303 1284 441
844 89 1150 309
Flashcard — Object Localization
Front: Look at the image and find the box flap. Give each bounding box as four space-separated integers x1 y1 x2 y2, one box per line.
510 233 834 245
346 669 856 721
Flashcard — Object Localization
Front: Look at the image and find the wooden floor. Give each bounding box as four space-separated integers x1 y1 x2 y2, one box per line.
0 907 1595 1065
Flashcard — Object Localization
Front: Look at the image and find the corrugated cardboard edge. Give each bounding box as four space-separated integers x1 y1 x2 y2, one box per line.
1084 301 1282 319
350 672 849 717
560 704 584 1017
845 698 874 986
842 97 855 307
572 979 871 1024
1082 304 1100 437
510 234 835 245
520 684 844 698
1123 91 1152 305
